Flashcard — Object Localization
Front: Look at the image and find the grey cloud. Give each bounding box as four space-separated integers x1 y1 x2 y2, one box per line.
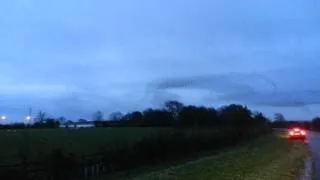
154 73 253 93
152 72 278 94
151 68 320 108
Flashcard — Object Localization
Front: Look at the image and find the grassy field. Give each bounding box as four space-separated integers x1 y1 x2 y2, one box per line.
99 134 309 180
0 127 175 164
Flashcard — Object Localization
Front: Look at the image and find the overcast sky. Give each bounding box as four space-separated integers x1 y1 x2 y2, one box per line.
1 0 320 122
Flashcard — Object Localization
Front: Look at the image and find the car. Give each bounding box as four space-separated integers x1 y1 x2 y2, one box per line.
288 127 306 140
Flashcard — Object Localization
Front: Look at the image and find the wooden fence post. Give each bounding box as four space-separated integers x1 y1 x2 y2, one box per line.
84 166 88 179
91 165 95 177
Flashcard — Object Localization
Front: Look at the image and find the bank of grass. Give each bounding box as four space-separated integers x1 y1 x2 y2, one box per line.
100 134 309 180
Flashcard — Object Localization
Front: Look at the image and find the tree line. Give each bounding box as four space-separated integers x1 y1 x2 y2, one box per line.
270 112 320 131
0 100 271 130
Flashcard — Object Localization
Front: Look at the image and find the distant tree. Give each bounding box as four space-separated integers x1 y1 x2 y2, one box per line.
122 111 143 125
312 117 320 131
206 107 219 125
274 113 285 122
179 105 199 127
179 106 219 127
129 111 143 121
217 104 252 126
33 117 59 128
109 112 123 121
66 120 74 124
57 116 67 124
45 118 60 128
253 112 270 125
93 111 104 121
142 108 173 126
36 111 48 123
164 100 184 120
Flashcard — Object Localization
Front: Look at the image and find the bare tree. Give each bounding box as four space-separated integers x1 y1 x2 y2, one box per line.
164 100 184 120
36 111 48 123
274 113 285 122
93 111 104 121
109 111 123 121
58 116 67 124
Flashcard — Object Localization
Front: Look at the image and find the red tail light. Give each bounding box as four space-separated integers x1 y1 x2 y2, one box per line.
289 131 294 136
300 130 305 135
293 128 300 132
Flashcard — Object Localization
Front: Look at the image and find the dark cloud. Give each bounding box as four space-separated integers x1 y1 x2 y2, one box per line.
154 73 254 93
152 72 280 94
152 71 320 108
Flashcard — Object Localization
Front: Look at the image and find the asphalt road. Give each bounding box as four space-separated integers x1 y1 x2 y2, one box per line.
307 131 320 180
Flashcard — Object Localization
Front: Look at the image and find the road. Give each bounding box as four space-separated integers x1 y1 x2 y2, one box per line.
307 131 320 180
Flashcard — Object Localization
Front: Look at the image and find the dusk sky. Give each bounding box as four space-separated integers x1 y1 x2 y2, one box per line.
1 0 320 122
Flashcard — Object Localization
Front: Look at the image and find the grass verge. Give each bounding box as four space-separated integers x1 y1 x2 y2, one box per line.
98 134 309 180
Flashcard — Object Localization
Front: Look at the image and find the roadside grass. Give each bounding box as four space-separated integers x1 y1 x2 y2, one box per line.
99 134 309 180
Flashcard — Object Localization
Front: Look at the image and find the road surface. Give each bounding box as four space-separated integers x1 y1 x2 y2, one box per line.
307 131 320 180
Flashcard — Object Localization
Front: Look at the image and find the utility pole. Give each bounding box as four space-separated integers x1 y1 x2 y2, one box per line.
28 108 32 117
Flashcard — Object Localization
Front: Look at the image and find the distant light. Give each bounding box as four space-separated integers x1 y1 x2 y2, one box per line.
0 116 7 120
25 116 32 124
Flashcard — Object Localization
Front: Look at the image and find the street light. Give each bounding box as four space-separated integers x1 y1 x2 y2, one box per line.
0 116 7 120
25 116 32 124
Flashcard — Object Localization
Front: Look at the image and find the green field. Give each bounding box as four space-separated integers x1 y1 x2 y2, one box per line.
0 127 175 165
99 134 309 180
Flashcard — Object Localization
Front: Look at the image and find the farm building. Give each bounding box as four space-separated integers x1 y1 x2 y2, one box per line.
59 121 95 128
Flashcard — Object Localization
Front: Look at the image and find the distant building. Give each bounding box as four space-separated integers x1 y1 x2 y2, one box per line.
59 121 95 128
